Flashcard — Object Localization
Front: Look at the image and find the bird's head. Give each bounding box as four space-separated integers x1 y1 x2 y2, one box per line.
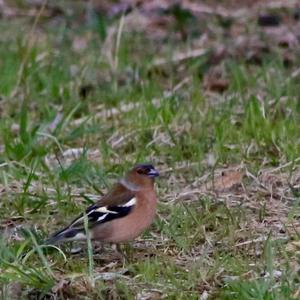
121 163 159 191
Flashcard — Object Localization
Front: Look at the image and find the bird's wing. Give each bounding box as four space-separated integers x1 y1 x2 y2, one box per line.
96 181 136 206
45 183 135 244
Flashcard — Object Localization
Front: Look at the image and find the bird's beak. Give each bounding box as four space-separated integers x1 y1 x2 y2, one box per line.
148 168 159 177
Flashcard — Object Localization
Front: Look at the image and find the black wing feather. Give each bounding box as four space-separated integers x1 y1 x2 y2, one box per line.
46 199 135 244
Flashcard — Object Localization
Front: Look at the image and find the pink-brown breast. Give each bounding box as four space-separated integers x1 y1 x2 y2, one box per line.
92 189 157 243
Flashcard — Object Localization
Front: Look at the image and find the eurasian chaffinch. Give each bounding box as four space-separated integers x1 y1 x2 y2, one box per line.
46 163 159 244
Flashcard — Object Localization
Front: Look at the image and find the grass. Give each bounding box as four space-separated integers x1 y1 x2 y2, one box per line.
0 3 300 299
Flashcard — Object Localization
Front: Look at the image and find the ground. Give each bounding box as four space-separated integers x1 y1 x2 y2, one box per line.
0 0 300 299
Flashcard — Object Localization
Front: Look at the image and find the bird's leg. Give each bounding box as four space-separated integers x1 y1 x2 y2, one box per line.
111 243 133 264
125 243 135 262
93 241 103 254
110 244 124 264
118 243 134 263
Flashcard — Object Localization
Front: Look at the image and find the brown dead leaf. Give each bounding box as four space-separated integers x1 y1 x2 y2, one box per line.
203 77 229 93
208 170 244 192
203 66 229 93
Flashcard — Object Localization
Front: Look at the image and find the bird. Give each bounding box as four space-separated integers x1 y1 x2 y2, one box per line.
46 163 159 245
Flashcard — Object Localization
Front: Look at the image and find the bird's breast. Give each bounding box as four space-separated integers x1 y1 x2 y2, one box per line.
99 190 157 243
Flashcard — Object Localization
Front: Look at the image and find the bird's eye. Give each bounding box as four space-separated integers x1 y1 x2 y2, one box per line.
137 168 144 174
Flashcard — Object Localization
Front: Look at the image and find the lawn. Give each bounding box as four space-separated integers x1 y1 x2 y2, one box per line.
0 1 300 299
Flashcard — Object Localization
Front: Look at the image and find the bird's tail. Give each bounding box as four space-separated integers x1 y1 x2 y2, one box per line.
45 227 86 245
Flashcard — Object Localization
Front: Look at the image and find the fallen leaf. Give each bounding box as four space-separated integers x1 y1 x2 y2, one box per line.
203 66 229 93
203 77 229 93
208 170 244 192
